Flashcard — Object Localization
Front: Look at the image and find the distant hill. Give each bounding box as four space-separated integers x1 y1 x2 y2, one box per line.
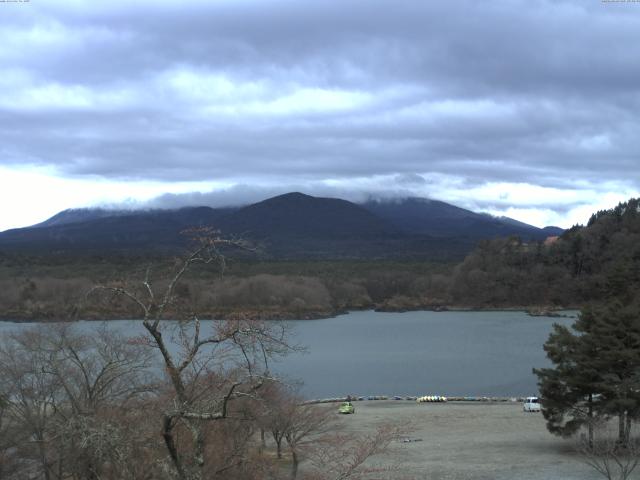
0 207 235 254
361 197 559 240
221 192 395 238
31 206 239 230
33 208 136 228
541 225 565 237
0 193 563 260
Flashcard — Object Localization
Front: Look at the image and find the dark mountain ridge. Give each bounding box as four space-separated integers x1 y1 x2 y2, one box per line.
0 207 236 253
33 208 145 228
362 197 560 240
0 193 562 259
222 192 395 238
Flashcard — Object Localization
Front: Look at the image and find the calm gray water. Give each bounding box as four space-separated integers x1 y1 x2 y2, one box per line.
278 310 576 398
0 310 576 399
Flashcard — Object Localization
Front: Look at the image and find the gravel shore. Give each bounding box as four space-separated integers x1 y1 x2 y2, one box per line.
334 400 602 480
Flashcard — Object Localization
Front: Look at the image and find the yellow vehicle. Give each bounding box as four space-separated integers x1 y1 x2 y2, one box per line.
338 401 355 414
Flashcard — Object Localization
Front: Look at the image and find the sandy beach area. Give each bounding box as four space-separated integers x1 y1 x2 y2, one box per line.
332 400 603 480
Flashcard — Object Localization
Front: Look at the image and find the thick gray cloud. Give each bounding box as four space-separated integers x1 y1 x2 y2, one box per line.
1 0 640 226
138 181 439 211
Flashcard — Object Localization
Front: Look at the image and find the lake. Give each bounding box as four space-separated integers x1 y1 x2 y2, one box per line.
0 310 576 399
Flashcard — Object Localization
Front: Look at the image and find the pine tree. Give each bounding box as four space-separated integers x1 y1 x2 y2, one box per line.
535 299 640 446
581 301 640 445
534 320 602 445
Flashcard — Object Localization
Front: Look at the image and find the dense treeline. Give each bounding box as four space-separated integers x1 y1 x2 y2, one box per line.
450 198 640 307
0 260 451 320
2 198 640 319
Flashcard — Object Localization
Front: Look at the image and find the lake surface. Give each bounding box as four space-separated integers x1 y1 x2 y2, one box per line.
0 310 576 399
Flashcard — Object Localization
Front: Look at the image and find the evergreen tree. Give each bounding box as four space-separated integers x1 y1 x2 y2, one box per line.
535 299 640 446
582 301 640 444
534 320 602 445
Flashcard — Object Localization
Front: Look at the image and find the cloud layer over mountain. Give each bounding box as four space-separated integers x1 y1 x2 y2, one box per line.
1 0 639 229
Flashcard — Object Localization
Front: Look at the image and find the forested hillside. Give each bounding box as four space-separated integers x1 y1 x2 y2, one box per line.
448 198 640 307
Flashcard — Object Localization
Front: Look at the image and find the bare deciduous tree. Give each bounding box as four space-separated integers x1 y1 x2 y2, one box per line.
256 382 335 479
0 330 61 480
89 230 296 480
283 401 334 479
578 420 640 480
0 323 158 480
0 387 23 479
304 423 406 480
254 383 404 480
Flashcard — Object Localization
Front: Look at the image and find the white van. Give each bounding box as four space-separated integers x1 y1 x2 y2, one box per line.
523 396 541 412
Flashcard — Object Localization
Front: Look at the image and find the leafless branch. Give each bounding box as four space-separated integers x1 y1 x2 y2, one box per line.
577 421 640 480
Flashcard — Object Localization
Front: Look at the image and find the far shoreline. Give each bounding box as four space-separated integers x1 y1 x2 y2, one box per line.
0 305 580 324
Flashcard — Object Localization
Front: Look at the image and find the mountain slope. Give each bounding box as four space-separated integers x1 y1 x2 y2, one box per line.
33 208 135 228
219 192 396 238
0 194 403 257
0 207 235 253
0 193 563 259
362 197 558 240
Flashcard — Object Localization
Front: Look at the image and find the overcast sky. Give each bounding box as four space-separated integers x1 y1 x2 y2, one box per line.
1 0 639 232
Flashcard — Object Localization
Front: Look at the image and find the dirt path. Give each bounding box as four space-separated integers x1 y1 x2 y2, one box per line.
333 400 604 480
